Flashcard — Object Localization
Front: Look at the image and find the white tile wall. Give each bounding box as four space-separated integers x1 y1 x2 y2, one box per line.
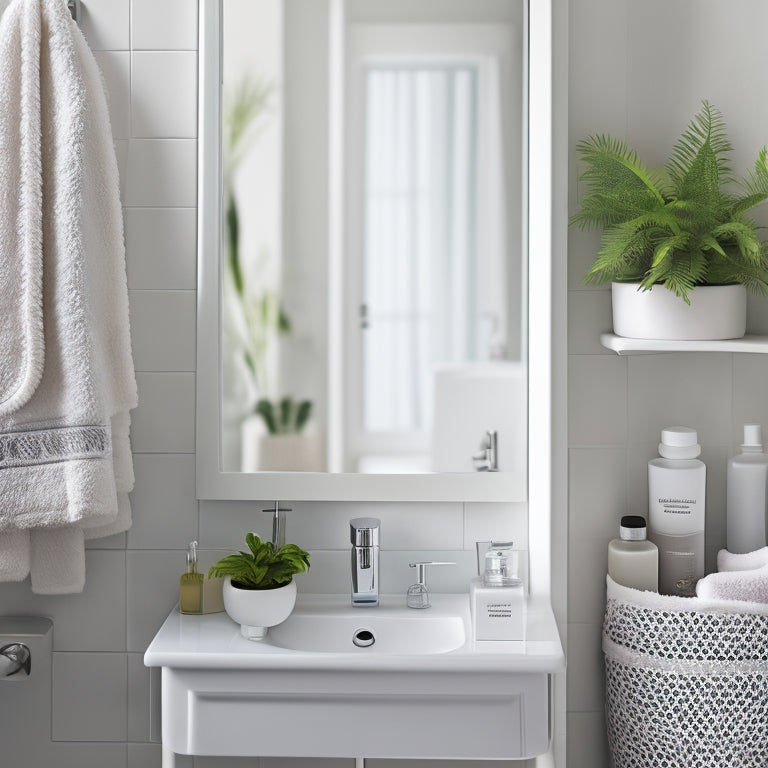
131 52 198 138
131 0 198 51
125 139 197 207
131 372 196 452
52 653 128 741
129 290 197 371
568 1 768 766
125 208 197 289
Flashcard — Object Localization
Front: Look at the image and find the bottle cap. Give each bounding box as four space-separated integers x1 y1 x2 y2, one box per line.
742 424 763 452
620 515 647 541
658 426 700 459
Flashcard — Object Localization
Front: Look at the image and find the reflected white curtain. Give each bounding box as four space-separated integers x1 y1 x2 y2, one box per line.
363 65 478 434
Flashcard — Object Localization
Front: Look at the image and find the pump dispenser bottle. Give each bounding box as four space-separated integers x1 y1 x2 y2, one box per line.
180 540 204 614
179 541 225 614
727 424 768 554
648 426 706 596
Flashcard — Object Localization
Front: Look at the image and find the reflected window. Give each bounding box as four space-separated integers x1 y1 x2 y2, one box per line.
363 65 479 434
346 24 515 472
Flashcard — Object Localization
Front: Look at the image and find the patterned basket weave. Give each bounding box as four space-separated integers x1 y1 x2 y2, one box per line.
603 577 768 768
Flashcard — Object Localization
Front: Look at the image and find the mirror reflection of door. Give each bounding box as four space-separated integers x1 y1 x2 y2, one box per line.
220 0 525 476
343 22 523 474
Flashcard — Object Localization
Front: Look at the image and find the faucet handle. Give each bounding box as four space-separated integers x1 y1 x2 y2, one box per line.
350 517 380 546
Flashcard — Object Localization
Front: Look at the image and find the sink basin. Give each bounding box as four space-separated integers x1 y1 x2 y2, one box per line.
267 595 467 654
145 593 564 764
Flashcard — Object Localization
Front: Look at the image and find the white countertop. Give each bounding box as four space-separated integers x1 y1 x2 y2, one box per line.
144 593 565 674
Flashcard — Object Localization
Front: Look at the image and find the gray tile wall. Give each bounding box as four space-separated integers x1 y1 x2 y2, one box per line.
567 0 768 765
0 4 530 767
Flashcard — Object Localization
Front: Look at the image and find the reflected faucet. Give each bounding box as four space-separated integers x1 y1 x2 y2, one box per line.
350 517 380 606
473 430 499 472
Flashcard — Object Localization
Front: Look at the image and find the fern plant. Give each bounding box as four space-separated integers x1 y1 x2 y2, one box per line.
571 101 768 303
208 533 310 590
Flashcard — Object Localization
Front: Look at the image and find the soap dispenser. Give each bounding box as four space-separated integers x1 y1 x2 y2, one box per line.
470 541 526 640
406 561 455 608
180 541 204 614
178 541 225 615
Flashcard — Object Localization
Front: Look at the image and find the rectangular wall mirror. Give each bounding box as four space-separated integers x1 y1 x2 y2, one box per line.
197 0 529 501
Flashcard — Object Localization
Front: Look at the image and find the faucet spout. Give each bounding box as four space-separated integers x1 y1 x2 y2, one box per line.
350 517 380 606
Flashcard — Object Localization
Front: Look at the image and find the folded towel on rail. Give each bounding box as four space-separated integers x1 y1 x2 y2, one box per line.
0 0 136 592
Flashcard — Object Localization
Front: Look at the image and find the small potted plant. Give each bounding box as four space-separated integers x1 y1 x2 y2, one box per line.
571 100 768 340
208 532 310 640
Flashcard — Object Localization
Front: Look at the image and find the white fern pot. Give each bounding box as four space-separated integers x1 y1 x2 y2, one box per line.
611 282 746 340
222 576 297 640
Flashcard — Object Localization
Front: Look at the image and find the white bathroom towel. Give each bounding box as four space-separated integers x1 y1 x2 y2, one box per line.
717 546 768 572
0 0 137 592
608 574 768 617
696 563 768 604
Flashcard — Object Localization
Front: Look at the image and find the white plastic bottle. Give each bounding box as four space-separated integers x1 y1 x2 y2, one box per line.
727 424 768 554
608 516 658 591
648 426 706 596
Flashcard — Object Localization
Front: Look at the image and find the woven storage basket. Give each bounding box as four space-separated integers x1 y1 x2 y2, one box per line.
603 576 768 768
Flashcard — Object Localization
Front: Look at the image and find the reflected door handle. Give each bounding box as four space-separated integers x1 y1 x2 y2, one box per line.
359 303 369 330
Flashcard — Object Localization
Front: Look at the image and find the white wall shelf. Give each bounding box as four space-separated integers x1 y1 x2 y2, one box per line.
600 333 768 355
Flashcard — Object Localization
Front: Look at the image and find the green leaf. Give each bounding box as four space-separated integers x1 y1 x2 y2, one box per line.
226 194 243 297
295 400 312 433
255 399 277 434
571 134 667 232
279 397 293 432
666 101 733 197
278 307 292 334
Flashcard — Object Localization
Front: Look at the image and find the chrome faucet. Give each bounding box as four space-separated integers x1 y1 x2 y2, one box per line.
350 517 380 606
262 501 289 550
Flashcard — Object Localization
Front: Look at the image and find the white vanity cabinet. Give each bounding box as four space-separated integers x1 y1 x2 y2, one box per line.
145 594 564 764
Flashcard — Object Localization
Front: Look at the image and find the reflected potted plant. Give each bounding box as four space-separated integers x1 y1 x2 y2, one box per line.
240 395 322 472
571 101 768 340
223 77 292 396
208 532 310 640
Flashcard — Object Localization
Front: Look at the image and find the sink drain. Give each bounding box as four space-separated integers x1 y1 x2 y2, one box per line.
352 628 375 648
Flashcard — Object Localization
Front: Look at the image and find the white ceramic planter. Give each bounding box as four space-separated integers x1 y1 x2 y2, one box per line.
240 417 323 472
611 282 747 340
222 576 297 640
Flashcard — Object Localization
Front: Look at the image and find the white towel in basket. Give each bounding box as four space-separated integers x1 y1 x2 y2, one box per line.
718 546 768 572
696 562 768 603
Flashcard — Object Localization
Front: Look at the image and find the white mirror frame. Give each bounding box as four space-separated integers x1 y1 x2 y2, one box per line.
196 0 553 504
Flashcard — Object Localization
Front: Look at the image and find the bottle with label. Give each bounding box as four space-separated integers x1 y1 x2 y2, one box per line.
648 426 706 596
608 515 658 591
727 424 768 554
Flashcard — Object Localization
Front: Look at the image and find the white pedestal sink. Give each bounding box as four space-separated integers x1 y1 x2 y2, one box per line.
145 593 564 765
